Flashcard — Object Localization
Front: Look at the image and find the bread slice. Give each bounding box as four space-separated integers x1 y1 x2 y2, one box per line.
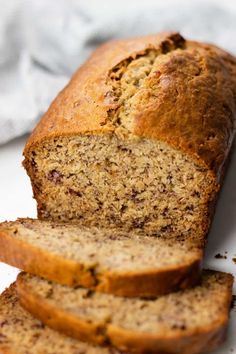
0 218 202 297
16 270 233 354
23 32 236 238
0 284 119 354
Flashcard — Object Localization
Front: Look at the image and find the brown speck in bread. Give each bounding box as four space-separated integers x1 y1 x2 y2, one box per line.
0 320 8 327
232 257 236 264
45 288 54 299
47 170 63 184
68 189 83 197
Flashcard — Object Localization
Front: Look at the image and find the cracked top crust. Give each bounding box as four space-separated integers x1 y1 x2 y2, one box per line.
24 32 236 180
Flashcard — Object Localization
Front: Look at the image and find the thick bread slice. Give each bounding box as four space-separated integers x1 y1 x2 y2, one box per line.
0 218 202 297
0 284 119 354
16 270 233 354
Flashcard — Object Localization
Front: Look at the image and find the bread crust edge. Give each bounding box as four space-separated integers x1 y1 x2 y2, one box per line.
0 227 202 297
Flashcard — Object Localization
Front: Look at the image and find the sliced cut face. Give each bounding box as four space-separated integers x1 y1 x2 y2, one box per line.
0 218 202 271
0 218 202 297
16 270 233 354
0 284 117 354
24 134 216 237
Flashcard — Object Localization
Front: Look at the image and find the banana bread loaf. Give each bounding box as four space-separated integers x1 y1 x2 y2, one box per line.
23 32 236 238
16 270 233 354
0 218 202 297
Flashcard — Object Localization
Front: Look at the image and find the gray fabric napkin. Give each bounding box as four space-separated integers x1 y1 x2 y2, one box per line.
0 0 236 144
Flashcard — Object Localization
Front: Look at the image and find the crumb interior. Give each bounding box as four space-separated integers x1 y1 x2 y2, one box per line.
26 135 215 237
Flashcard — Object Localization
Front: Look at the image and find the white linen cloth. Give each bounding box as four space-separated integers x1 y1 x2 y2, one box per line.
0 0 236 144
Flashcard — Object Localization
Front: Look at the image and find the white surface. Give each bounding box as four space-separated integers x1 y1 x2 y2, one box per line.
0 135 235 353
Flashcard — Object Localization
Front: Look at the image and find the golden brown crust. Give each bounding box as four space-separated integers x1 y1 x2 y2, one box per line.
108 324 228 354
16 272 233 354
0 347 15 354
23 32 236 180
0 227 201 297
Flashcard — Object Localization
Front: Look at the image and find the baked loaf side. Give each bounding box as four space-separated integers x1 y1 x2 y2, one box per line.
0 284 120 354
17 270 233 354
23 32 236 236
0 218 202 297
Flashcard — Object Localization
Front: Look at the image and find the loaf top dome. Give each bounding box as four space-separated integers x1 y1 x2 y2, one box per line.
24 32 236 179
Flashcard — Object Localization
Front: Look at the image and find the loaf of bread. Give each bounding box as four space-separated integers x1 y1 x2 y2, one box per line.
23 32 236 239
0 284 120 354
1 32 235 354
0 218 202 297
16 270 233 354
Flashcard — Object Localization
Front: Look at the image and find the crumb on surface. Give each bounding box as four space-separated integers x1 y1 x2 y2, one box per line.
214 253 227 259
